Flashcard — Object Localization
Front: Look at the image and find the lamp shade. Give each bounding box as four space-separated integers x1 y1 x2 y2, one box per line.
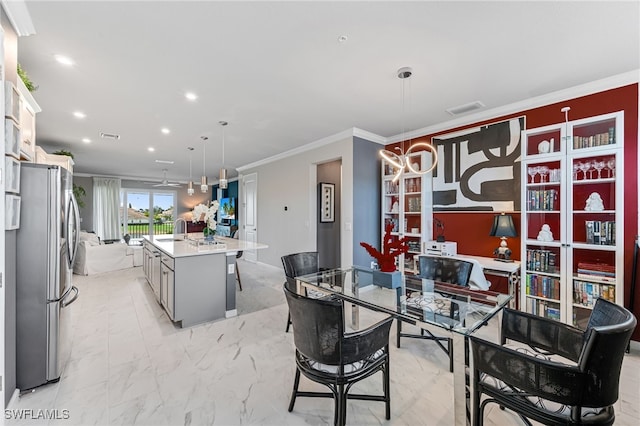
489 214 517 238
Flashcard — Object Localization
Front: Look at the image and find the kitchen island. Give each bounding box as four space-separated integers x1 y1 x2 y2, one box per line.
142 234 268 327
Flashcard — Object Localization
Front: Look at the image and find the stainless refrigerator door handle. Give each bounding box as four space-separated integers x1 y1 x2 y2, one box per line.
61 286 79 307
68 193 81 267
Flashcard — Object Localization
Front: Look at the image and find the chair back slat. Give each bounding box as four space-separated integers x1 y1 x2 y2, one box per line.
579 298 637 407
284 285 344 365
418 256 473 286
281 252 319 289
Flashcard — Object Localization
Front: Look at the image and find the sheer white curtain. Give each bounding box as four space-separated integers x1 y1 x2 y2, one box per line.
93 177 121 240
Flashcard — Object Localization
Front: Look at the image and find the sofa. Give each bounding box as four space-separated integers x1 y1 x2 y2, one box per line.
73 231 141 275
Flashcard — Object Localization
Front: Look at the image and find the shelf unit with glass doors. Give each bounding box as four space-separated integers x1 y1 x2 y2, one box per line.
520 111 624 328
381 149 433 275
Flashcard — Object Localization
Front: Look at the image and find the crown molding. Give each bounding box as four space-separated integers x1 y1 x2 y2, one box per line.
237 127 386 172
237 71 638 170
1 0 36 36
387 70 640 144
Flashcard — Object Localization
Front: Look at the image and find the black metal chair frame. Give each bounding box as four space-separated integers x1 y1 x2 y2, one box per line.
232 230 242 291
470 298 637 426
396 256 474 372
284 284 393 426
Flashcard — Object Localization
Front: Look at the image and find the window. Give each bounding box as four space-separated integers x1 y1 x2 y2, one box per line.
120 189 176 243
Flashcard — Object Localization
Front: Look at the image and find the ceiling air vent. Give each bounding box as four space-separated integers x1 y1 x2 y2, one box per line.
100 132 121 140
445 101 485 116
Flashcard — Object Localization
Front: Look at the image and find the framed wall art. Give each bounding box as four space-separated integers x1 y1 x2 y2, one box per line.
431 116 525 212
319 182 335 223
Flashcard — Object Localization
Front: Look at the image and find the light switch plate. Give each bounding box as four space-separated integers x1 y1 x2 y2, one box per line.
228 264 235 274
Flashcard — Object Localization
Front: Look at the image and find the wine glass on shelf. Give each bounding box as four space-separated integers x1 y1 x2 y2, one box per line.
538 165 549 183
606 158 616 178
527 166 538 184
572 162 580 181
579 161 591 180
593 160 605 179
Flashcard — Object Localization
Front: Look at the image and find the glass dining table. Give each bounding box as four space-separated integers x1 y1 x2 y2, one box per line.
295 266 512 426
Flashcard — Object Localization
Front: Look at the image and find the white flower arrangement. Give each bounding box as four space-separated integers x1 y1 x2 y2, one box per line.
191 200 219 230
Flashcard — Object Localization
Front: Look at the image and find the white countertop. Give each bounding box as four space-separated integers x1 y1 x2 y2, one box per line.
143 234 268 258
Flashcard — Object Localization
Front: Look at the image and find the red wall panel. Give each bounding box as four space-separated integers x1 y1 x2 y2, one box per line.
387 84 639 339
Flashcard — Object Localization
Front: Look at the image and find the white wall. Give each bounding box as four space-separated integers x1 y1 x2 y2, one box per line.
241 136 354 269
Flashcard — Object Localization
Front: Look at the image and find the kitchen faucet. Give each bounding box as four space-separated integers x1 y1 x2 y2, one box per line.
174 217 187 239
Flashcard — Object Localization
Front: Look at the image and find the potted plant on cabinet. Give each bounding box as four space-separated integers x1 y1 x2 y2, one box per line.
360 222 410 288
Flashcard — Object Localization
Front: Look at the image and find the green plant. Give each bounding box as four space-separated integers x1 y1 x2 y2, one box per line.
17 63 37 92
73 184 86 208
53 149 74 159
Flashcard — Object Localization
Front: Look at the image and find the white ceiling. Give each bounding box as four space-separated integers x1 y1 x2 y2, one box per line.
15 1 640 184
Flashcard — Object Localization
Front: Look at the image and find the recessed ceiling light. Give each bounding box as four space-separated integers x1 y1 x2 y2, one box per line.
185 92 198 101
338 35 348 43
73 111 86 119
82 138 91 143
161 128 170 134
148 147 155 152
54 55 74 66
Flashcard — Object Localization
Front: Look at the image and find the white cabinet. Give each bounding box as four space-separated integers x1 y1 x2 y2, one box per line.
5 194 20 230
160 254 175 320
5 118 20 158
381 149 433 274
4 81 20 123
16 78 40 161
142 242 161 303
4 156 20 193
520 111 624 327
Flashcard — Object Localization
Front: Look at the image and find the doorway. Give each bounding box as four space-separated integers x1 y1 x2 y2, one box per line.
242 173 258 262
317 160 341 269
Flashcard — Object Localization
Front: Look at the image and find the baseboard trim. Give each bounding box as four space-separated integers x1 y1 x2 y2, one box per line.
7 388 20 409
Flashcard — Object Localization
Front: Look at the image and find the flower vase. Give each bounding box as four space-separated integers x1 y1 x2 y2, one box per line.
372 270 402 289
203 227 215 241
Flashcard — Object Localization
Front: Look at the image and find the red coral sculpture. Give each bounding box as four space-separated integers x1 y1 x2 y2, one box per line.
360 222 410 272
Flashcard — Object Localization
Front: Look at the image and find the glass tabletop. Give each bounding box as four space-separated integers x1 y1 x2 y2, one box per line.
295 267 512 336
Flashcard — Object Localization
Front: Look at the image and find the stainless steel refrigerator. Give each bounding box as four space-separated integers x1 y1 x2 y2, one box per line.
16 163 80 390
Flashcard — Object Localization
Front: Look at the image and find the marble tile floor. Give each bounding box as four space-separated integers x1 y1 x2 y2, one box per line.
7 261 640 425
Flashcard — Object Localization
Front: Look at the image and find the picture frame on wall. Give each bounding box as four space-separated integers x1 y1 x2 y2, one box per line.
319 182 335 223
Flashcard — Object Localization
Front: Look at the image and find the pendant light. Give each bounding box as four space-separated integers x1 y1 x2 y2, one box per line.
219 121 228 189
187 146 195 196
379 67 438 182
200 136 208 193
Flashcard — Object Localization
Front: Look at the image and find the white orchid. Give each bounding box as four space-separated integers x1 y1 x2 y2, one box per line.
191 200 220 230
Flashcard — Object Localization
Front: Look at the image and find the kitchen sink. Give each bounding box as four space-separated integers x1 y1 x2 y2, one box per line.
156 237 184 242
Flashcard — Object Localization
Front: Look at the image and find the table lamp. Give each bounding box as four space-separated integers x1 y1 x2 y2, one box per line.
489 213 517 262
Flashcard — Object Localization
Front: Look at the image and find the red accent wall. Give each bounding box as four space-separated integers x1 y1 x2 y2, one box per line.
386 84 639 339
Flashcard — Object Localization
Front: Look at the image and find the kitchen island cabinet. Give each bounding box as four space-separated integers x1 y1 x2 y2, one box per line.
143 234 267 327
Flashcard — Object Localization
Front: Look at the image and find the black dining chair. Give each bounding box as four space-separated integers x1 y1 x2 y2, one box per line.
469 298 636 426
232 230 242 291
396 256 474 372
281 252 321 332
283 284 393 426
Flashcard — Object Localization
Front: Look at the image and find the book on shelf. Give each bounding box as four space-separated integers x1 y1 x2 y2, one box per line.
584 221 616 245
573 128 615 149
573 280 616 306
577 272 616 281
576 261 616 281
